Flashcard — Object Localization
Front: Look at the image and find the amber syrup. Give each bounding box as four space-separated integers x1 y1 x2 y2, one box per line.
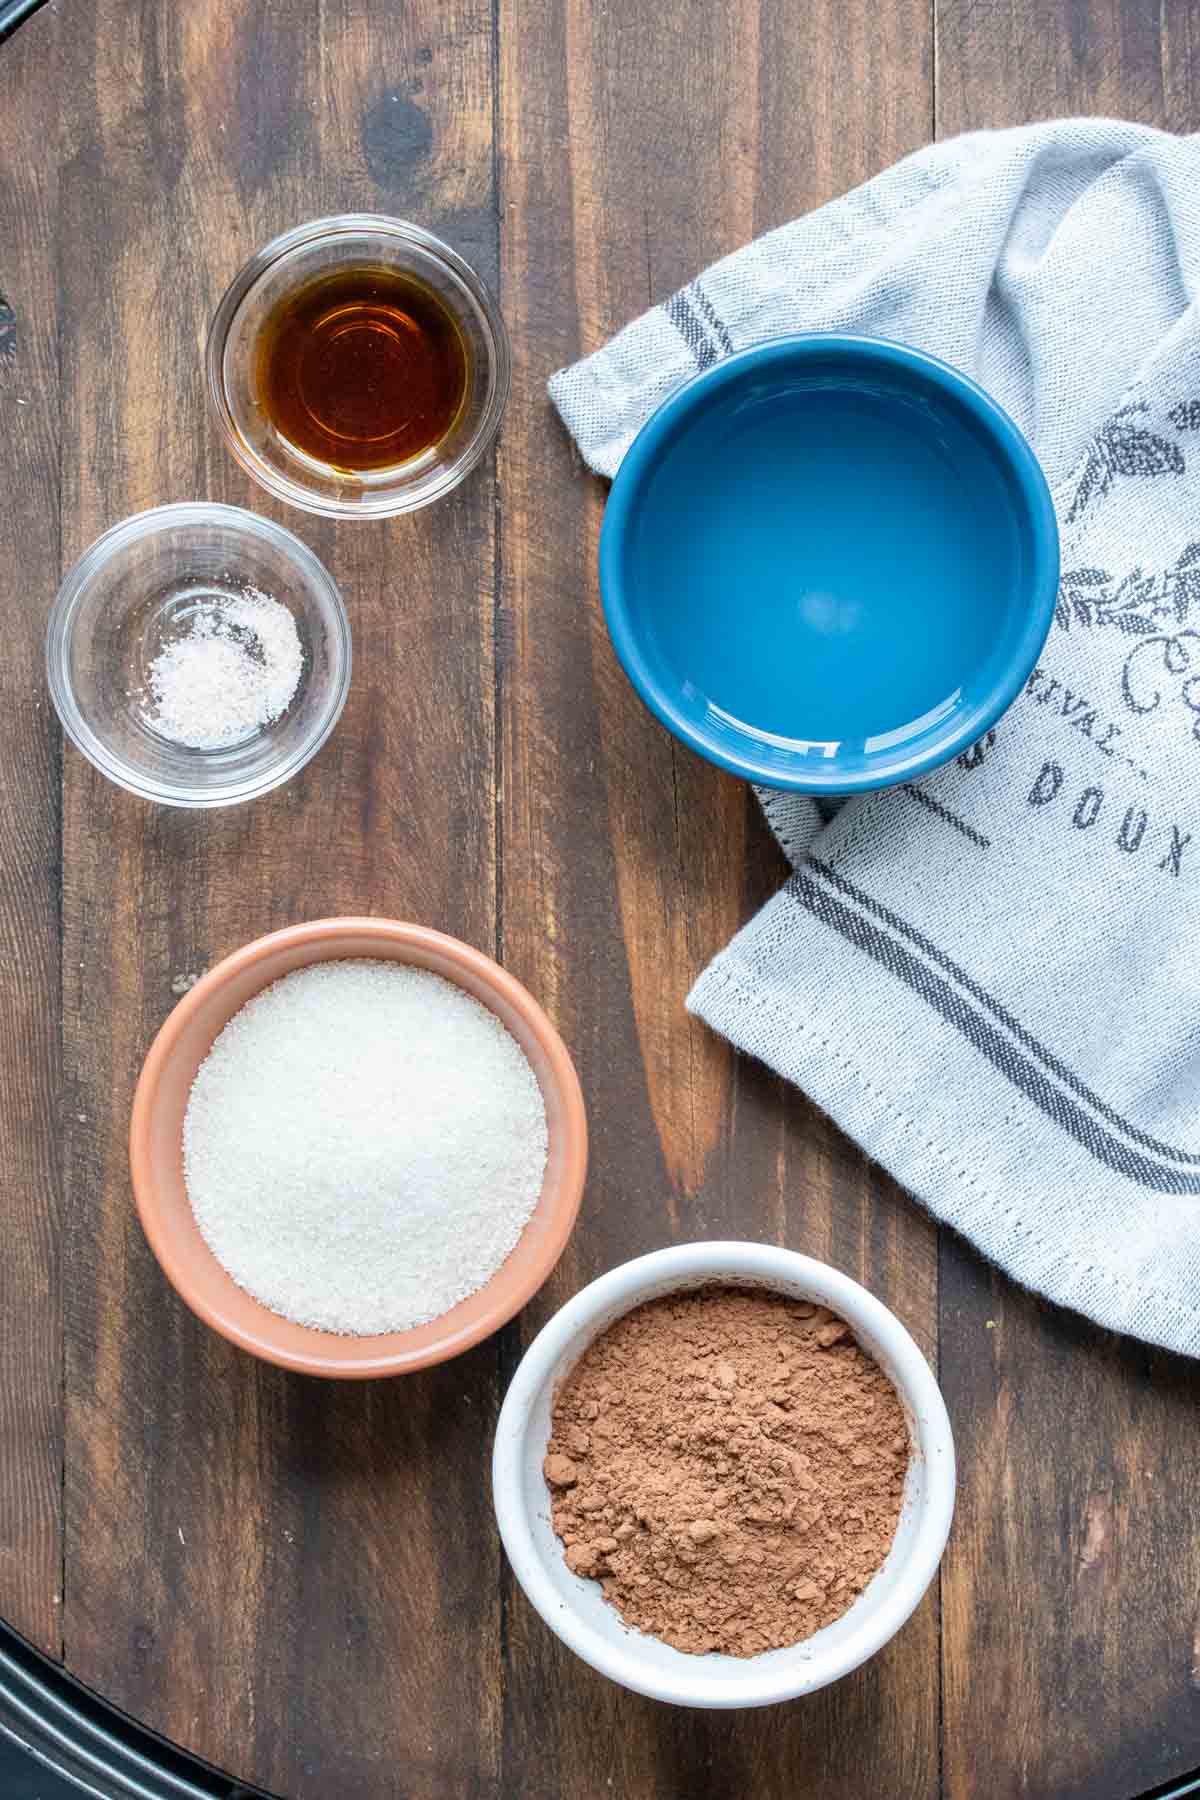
256 265 468 472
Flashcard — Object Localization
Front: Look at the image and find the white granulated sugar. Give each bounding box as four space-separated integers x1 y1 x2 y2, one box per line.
142 587 303 750
183 960 549 1335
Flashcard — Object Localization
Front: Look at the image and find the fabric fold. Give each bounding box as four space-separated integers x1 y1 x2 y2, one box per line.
551 118 1200 1355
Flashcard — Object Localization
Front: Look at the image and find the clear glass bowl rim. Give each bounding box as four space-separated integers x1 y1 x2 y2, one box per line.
45 501 353 809
204 213 512 519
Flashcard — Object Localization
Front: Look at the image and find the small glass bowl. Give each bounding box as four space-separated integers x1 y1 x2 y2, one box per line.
206 215 510 519
46 503 352 808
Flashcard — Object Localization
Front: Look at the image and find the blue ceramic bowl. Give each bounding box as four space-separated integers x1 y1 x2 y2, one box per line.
599 335 1059 793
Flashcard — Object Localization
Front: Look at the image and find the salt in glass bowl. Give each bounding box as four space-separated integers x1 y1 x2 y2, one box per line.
492 1240 955 1708
45 502 351 808
206 214 511 519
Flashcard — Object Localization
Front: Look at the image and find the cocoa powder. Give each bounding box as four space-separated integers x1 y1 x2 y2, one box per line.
544 1286 908 1657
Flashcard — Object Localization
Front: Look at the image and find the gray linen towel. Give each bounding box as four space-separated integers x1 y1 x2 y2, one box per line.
550 120 1200 1356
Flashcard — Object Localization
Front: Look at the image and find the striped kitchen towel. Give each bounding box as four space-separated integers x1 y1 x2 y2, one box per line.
550 119 1200 1356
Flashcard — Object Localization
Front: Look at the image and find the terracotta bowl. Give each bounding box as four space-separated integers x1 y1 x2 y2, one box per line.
129 918 587 1377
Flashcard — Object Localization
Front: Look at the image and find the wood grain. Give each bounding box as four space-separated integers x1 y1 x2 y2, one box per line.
56 0 499 1793
936 5 1200 1797
0 5 64 1658
496 0 937 1794
0 0 1198 1795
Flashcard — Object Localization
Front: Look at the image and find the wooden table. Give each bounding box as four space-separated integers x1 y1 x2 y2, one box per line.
2 2 1199 1795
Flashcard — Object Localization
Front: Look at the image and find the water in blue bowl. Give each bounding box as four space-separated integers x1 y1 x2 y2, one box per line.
601 338 1057 792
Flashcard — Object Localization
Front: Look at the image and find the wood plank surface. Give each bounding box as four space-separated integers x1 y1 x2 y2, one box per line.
495 1 938 1795
54 2 500 1794
0 7 64 1659
0 0 1198 1795
935 6 1200 1799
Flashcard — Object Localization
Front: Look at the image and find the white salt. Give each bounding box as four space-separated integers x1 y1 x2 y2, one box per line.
141 586 303 750
183 960 549 1335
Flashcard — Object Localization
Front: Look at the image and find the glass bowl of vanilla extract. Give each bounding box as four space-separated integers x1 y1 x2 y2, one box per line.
206 215 510 519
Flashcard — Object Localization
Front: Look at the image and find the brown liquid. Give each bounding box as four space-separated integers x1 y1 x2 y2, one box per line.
256 266 468 472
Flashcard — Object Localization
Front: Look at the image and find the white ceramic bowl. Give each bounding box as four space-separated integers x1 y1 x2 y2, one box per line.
492 1240 955 1708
